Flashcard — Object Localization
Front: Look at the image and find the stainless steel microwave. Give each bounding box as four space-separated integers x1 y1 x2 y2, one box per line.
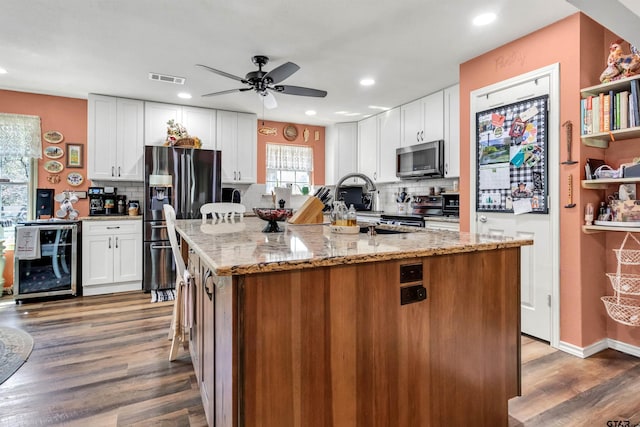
396 140 444 178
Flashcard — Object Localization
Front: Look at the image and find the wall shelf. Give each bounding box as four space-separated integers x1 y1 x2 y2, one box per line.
582 177 640 189
581 128 640 148
583 225 640 234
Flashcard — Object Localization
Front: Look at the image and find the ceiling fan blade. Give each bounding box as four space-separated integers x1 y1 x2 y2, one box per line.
196 64 246 83
274 85 327 97
202 88 251 97
263 62 300 84
259 91 278 109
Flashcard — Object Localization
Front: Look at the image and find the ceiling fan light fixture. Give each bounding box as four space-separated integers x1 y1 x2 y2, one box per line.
473 12 496 26
360 78 375 86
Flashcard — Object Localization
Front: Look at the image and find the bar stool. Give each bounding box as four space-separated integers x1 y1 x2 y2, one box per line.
163 204 190 361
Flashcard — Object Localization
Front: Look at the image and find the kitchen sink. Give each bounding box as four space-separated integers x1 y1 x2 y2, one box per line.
359 226 413 235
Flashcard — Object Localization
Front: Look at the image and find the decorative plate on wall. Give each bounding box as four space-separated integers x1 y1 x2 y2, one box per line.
67 172 84 187
43 130 64 144
44 145 64 159
283 124 298 141
43 160 64 173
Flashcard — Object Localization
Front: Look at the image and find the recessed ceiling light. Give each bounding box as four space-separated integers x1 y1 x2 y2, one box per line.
368 105 390 110
305 110 317 116
360 78 375 86
473 12 496 26
0 67 7 74
335 111 349 115
177 92 192 99
344 112 362 117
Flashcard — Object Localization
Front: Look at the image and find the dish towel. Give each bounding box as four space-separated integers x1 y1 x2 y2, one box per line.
15 227 40 260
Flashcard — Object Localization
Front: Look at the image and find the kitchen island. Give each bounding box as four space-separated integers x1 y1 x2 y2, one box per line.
175 217 533 427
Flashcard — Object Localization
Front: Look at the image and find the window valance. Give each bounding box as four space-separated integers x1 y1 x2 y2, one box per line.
0 113 42 158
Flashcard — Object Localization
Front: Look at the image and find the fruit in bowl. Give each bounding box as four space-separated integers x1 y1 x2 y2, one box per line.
253 208 294 232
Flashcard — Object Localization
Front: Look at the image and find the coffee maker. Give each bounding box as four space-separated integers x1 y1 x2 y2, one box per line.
88 187 105 215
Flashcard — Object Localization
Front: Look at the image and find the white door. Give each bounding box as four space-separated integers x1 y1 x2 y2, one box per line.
471 67 559 343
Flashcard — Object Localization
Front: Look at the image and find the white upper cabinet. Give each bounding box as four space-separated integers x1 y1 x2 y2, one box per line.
88 94 144 181
325 122 358 185
357 116 377 180
377 107 401 182
400 91 444 147
357 108 401 183
144 102 216 149
443 84 460 178
216 110 257 184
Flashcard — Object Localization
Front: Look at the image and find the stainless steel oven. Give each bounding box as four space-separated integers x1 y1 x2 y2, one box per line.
13 221 80 301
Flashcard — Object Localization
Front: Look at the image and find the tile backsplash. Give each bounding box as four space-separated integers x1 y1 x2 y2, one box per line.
92 177 460 213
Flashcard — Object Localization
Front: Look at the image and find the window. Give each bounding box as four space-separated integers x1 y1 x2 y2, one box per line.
265 143 313 195
0 113 41 248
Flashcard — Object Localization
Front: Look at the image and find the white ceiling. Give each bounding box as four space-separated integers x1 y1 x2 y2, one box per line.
0 1 584 126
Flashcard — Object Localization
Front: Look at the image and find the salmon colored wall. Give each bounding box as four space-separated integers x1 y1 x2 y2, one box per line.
459 13 636 349
0 89 88 288
256 120 325 185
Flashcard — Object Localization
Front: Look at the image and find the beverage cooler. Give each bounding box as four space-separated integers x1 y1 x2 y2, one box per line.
13 221 81 302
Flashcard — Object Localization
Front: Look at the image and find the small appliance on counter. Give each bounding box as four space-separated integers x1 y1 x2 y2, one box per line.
116 195 127 215
88 186 123 216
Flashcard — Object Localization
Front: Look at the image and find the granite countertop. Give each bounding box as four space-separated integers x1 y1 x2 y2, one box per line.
79 215 142 221
175 217 532 277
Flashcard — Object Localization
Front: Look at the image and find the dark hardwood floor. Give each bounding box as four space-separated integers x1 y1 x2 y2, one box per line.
1 291 639 426
0 291 206 427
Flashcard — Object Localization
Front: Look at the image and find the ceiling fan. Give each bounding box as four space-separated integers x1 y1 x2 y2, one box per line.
196 55 327 109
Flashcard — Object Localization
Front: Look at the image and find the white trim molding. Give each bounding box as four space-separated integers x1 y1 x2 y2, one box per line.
557 338 640 358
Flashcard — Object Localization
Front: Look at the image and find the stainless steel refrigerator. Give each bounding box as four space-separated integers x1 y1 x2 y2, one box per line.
143 146 221 291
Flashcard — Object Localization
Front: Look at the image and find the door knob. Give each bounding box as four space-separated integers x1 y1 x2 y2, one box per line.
479 215 487 223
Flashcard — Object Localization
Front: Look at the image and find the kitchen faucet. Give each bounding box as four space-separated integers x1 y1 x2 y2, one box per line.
335 173 378 210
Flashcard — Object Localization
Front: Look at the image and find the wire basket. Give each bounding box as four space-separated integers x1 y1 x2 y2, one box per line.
606 273 640 295
601 296 640 326
613 233 640 265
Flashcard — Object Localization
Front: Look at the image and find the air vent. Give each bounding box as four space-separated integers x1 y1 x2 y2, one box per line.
148 72 185 85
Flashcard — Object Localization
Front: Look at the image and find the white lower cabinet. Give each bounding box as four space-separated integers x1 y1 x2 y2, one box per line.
82 220 142 296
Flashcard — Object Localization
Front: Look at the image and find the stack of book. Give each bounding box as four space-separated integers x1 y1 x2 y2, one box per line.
581 79 640 135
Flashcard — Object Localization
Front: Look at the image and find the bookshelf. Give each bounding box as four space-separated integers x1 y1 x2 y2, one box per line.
580 75 640 148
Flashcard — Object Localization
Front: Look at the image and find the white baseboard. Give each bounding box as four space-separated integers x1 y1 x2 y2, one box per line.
83 281 141 296
557 338 640 358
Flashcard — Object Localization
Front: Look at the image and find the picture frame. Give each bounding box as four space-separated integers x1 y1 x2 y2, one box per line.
66 143 83 168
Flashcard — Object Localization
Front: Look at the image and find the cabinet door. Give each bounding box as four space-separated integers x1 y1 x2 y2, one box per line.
357 116 378 180
116 98 144 181
188 251 201 384
82 233 114 286
443 85 460 178
400 98 424 146
422 91 444 143
200 268 215 424
182 106 216 150
88 94 118 180
235 112 257 183
144 102 182 146
336 122 358 184
378 108 401 182
216 110 239 183
113 232 142 283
